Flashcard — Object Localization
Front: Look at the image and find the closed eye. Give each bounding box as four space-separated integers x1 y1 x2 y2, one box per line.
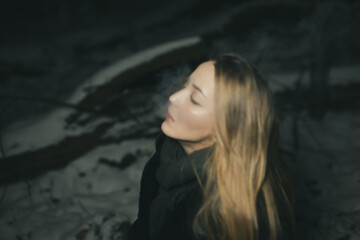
190 95 199 105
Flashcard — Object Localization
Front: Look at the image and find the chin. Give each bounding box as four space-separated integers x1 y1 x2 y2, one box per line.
160 121 170 136
161 121 178 140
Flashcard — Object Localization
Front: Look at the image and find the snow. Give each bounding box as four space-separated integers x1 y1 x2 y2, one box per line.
2 107 114 156
0 139 155 240
2 36 200 157
68 36 201 104
2 59 359 240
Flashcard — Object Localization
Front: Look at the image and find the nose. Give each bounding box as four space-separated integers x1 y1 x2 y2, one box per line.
169 88 182 104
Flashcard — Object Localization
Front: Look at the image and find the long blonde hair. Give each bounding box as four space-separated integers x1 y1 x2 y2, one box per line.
192 54 295 240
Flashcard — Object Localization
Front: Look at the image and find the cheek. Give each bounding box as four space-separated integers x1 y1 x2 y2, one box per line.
161 103 215 141
179 108 214 133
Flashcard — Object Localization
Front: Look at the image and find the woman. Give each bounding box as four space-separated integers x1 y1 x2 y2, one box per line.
128 54 296 240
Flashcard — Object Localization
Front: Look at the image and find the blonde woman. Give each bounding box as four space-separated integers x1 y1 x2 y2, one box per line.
128 54 296 240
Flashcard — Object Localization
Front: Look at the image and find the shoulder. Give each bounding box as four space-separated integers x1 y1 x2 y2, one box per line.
157 185 204 240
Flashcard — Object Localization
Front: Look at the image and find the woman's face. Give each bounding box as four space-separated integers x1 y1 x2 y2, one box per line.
161 61 216 154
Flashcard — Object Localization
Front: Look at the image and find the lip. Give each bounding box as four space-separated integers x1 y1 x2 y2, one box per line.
165 110 174 122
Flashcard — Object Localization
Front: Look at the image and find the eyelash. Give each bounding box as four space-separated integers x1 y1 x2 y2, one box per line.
183 79 199 105
190 95 199 105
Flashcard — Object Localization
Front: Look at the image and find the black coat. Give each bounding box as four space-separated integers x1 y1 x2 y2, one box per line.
128 134 295 240
128 133 211 240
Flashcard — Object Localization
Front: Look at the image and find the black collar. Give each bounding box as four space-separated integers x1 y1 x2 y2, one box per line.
156 135 213 191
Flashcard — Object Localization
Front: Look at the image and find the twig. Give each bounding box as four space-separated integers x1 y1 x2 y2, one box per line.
78 200 92 217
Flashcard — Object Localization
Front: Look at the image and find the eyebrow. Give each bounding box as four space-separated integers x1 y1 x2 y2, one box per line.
192 83 206 98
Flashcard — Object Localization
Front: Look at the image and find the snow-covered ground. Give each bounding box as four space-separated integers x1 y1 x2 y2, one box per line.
0 36 203 239
0 139 154 240
1 1 359 240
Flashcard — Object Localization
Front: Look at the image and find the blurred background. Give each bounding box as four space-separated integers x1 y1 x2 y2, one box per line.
0 0 359 239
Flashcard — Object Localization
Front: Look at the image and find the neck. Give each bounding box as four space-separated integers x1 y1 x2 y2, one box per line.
178 139 215 155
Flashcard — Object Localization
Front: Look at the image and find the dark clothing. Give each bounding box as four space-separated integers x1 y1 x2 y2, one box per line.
128 133 212 240
128 134 295 240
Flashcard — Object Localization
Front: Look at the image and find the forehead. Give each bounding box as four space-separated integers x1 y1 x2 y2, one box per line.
189 61 215 101
189 61 215 86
